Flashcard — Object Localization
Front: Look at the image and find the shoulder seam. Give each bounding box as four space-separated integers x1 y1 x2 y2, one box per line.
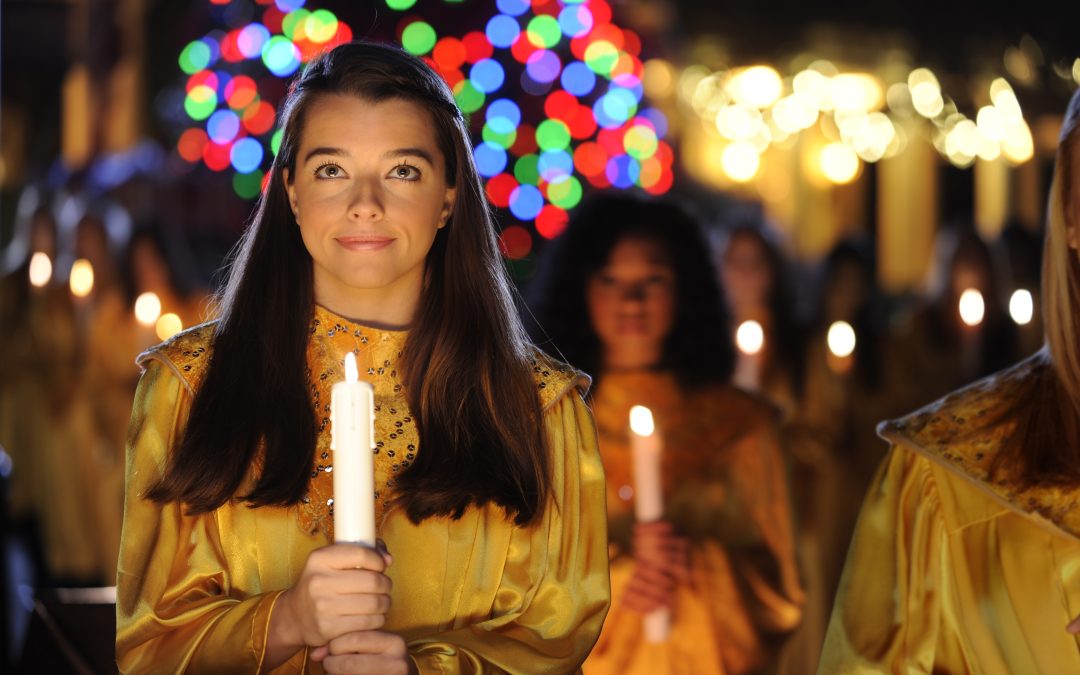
137 351 196 397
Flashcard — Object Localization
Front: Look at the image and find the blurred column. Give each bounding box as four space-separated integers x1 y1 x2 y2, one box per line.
975 157 1008 240
877 117 937 293
103 0 146 152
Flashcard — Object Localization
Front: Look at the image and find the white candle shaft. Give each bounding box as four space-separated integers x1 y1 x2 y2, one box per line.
331 380 376 546
630 419 670 642
630 430 663 522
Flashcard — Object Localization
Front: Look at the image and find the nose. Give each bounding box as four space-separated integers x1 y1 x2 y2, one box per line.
348 177 385 221
619 282 648 304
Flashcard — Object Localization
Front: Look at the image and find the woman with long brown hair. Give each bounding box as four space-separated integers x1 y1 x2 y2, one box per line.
115 41 609 674
820 88 1080 672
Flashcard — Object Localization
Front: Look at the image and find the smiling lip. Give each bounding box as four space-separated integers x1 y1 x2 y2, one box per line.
336 236 395 251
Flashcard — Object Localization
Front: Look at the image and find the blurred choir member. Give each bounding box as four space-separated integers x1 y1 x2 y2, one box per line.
820 87 1080 672
531 193 804 674
0 193 99 584
781 240 900 671
891 226 1020 410
718 224 805 417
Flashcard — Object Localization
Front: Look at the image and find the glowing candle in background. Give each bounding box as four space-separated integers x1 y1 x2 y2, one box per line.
1009 289 1033 326
134 292 162 326
331 351 376 547
69 259 94 298
958 288 985 327
156 313 184 341
826 320 857 375
629 404 670 643
734 319 764 391
28 252 52 288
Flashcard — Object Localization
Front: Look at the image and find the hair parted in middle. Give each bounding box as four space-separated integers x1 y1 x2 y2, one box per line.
148 41 551 527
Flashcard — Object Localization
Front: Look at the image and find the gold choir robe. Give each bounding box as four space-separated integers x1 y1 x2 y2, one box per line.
821 349 1080 673
583 371 804 675
115 306 610 673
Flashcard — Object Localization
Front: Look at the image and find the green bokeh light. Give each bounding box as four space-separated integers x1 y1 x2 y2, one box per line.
233 171 264 200
453 79 485 113
179 41 211 75
482 123 517 149
547 175 583 209
526 15 562 49
514 154 540 185
536 119 571 151
402 21 437 56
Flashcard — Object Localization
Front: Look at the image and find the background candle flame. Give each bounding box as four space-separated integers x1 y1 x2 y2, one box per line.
629 405 655 436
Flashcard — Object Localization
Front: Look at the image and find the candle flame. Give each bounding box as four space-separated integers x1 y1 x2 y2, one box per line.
69 258 94 297
958 288 985 326
29 252 52 287
629 405 655 436
344 351 359 383
134 292 162 326
156 313 183 340
827 321 856 357
735 320 765 355
1009 289 1033 325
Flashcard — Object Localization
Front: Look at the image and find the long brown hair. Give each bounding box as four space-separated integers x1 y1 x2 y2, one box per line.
148 42 550 526
997 88 1080 485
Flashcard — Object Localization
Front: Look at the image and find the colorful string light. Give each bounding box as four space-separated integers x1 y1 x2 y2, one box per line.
383 0 674 274
174 0 353 197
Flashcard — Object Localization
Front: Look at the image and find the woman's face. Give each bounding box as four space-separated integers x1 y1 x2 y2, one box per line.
722 233 772 314
284 94 456 318
586 237 676 366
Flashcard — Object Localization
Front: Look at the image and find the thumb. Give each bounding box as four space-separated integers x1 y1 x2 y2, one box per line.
376 538 393 567
311 644 329 662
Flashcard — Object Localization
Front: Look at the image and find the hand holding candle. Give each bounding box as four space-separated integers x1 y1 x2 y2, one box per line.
629 405 671 643
331 351 376 547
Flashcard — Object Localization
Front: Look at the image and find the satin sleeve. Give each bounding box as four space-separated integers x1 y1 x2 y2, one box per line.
407 390 611 674
115 359 285 674
817 444 945 673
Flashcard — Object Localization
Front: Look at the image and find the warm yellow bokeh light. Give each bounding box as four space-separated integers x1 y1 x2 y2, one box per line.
729 65 783 109
155 313 184 341
910 81 944 118
643 59 676 99
29 252 52 288
1009 289 1033 326
829 73 883 112
959 289 985 326
827 321 857 358
820 143 860 184
135 292 162 326
721 141 761 182
793 69 832 109
629 405 656 437
736 320 765 355
1001 119 1034 164
70 259 94 298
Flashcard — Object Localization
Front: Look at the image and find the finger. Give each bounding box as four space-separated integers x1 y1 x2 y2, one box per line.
625 574 674 606
325 569 393 596
323 653 409 675
318 543 388 572
632 561 677 586
1068 615 1080 634
376 539 393 567
318 611 388 641
328 630 407 657
621 587 664 614
311 645 329 662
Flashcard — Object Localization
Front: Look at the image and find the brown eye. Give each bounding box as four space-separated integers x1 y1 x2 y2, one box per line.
314 163 345 179
390 164 421 181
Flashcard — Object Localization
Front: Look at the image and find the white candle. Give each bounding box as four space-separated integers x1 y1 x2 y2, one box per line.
629 405 671 643
331 351 376 546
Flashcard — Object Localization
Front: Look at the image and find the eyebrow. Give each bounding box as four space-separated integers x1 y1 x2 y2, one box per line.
302 146 437 166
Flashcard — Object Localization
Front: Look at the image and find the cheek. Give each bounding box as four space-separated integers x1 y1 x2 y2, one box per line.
586 283 615 333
